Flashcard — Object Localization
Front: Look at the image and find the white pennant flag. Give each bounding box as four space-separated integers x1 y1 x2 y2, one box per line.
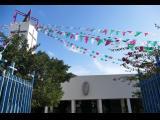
141 41 147 46
62 31 65 36
91 38 95 44
75 34 79 41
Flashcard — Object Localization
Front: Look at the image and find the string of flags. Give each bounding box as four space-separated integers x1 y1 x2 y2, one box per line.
56 38 122 64
38 25 160 50
37 23 160 68
155 23 160 29
39 24 152 37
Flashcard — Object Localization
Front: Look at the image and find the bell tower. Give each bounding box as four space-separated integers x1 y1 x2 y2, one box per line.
9 9 39 49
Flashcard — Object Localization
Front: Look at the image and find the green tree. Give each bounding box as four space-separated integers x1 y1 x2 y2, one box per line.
0 32 75 112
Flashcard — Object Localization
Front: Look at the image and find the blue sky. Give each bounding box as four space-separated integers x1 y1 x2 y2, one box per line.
1 5 160 75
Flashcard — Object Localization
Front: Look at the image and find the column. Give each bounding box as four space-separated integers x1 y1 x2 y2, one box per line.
127 98 132 113
71 100 75 113
97 99 103 113
50 106 53 113
44 106 48 113
120 99 126 113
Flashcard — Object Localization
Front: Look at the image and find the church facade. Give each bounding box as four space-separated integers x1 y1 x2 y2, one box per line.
46 74 143 113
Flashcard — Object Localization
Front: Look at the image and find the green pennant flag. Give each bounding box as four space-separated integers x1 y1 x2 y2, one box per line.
147 41 157 47
90 54 92 57
105 55 108 58
134 32 142 37
144 47 154 53
122 39 130 42
110 29 115 35
79 35 83 42
100 58 104 61
65 32 71 38
116 31 120 35
97 39 104 45
128 44 135 50
107 37 113 42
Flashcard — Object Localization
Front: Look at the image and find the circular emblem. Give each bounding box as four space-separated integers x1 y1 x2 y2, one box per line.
82 81 89 96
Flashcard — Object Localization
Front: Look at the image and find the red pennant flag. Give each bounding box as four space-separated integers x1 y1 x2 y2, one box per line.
85 36 89 43
127 31 132 34
95 36 100 42
105 40 112 46
144 32 149 37
139 46 144 52
116 39 120 42
96 52 99 55
102 29 107 35
70 34 75 39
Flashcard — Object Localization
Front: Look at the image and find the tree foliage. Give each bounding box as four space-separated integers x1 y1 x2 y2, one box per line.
113 46 160 97
0 32 75 112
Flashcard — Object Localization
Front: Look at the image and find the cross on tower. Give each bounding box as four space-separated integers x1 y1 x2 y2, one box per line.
9 62 17 75
10 24 27 36
29 29 36 48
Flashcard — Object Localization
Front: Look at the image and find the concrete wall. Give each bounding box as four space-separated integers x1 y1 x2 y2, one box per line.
61 74 139 100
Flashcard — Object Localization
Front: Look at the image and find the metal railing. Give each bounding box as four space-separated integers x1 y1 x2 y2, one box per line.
0 71 34 113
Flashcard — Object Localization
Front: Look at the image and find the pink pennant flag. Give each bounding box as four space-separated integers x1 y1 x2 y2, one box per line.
129 40 136 45
72 45 75 49
141 41 147 46
75 34 79 41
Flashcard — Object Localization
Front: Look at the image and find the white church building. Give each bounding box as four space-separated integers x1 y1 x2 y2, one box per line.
47 74 143 113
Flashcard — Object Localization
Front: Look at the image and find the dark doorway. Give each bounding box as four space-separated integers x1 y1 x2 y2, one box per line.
76 100 98 113
130 98 143 113
102 99 122 113
53 100 71 113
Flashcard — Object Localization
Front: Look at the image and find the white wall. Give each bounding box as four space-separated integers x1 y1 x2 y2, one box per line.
9 22 38 49
61 74 139 100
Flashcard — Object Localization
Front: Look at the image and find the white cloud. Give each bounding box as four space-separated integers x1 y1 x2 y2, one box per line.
68 65 92 75
93 59 137 75
65 46 82 54
68 47 81 53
